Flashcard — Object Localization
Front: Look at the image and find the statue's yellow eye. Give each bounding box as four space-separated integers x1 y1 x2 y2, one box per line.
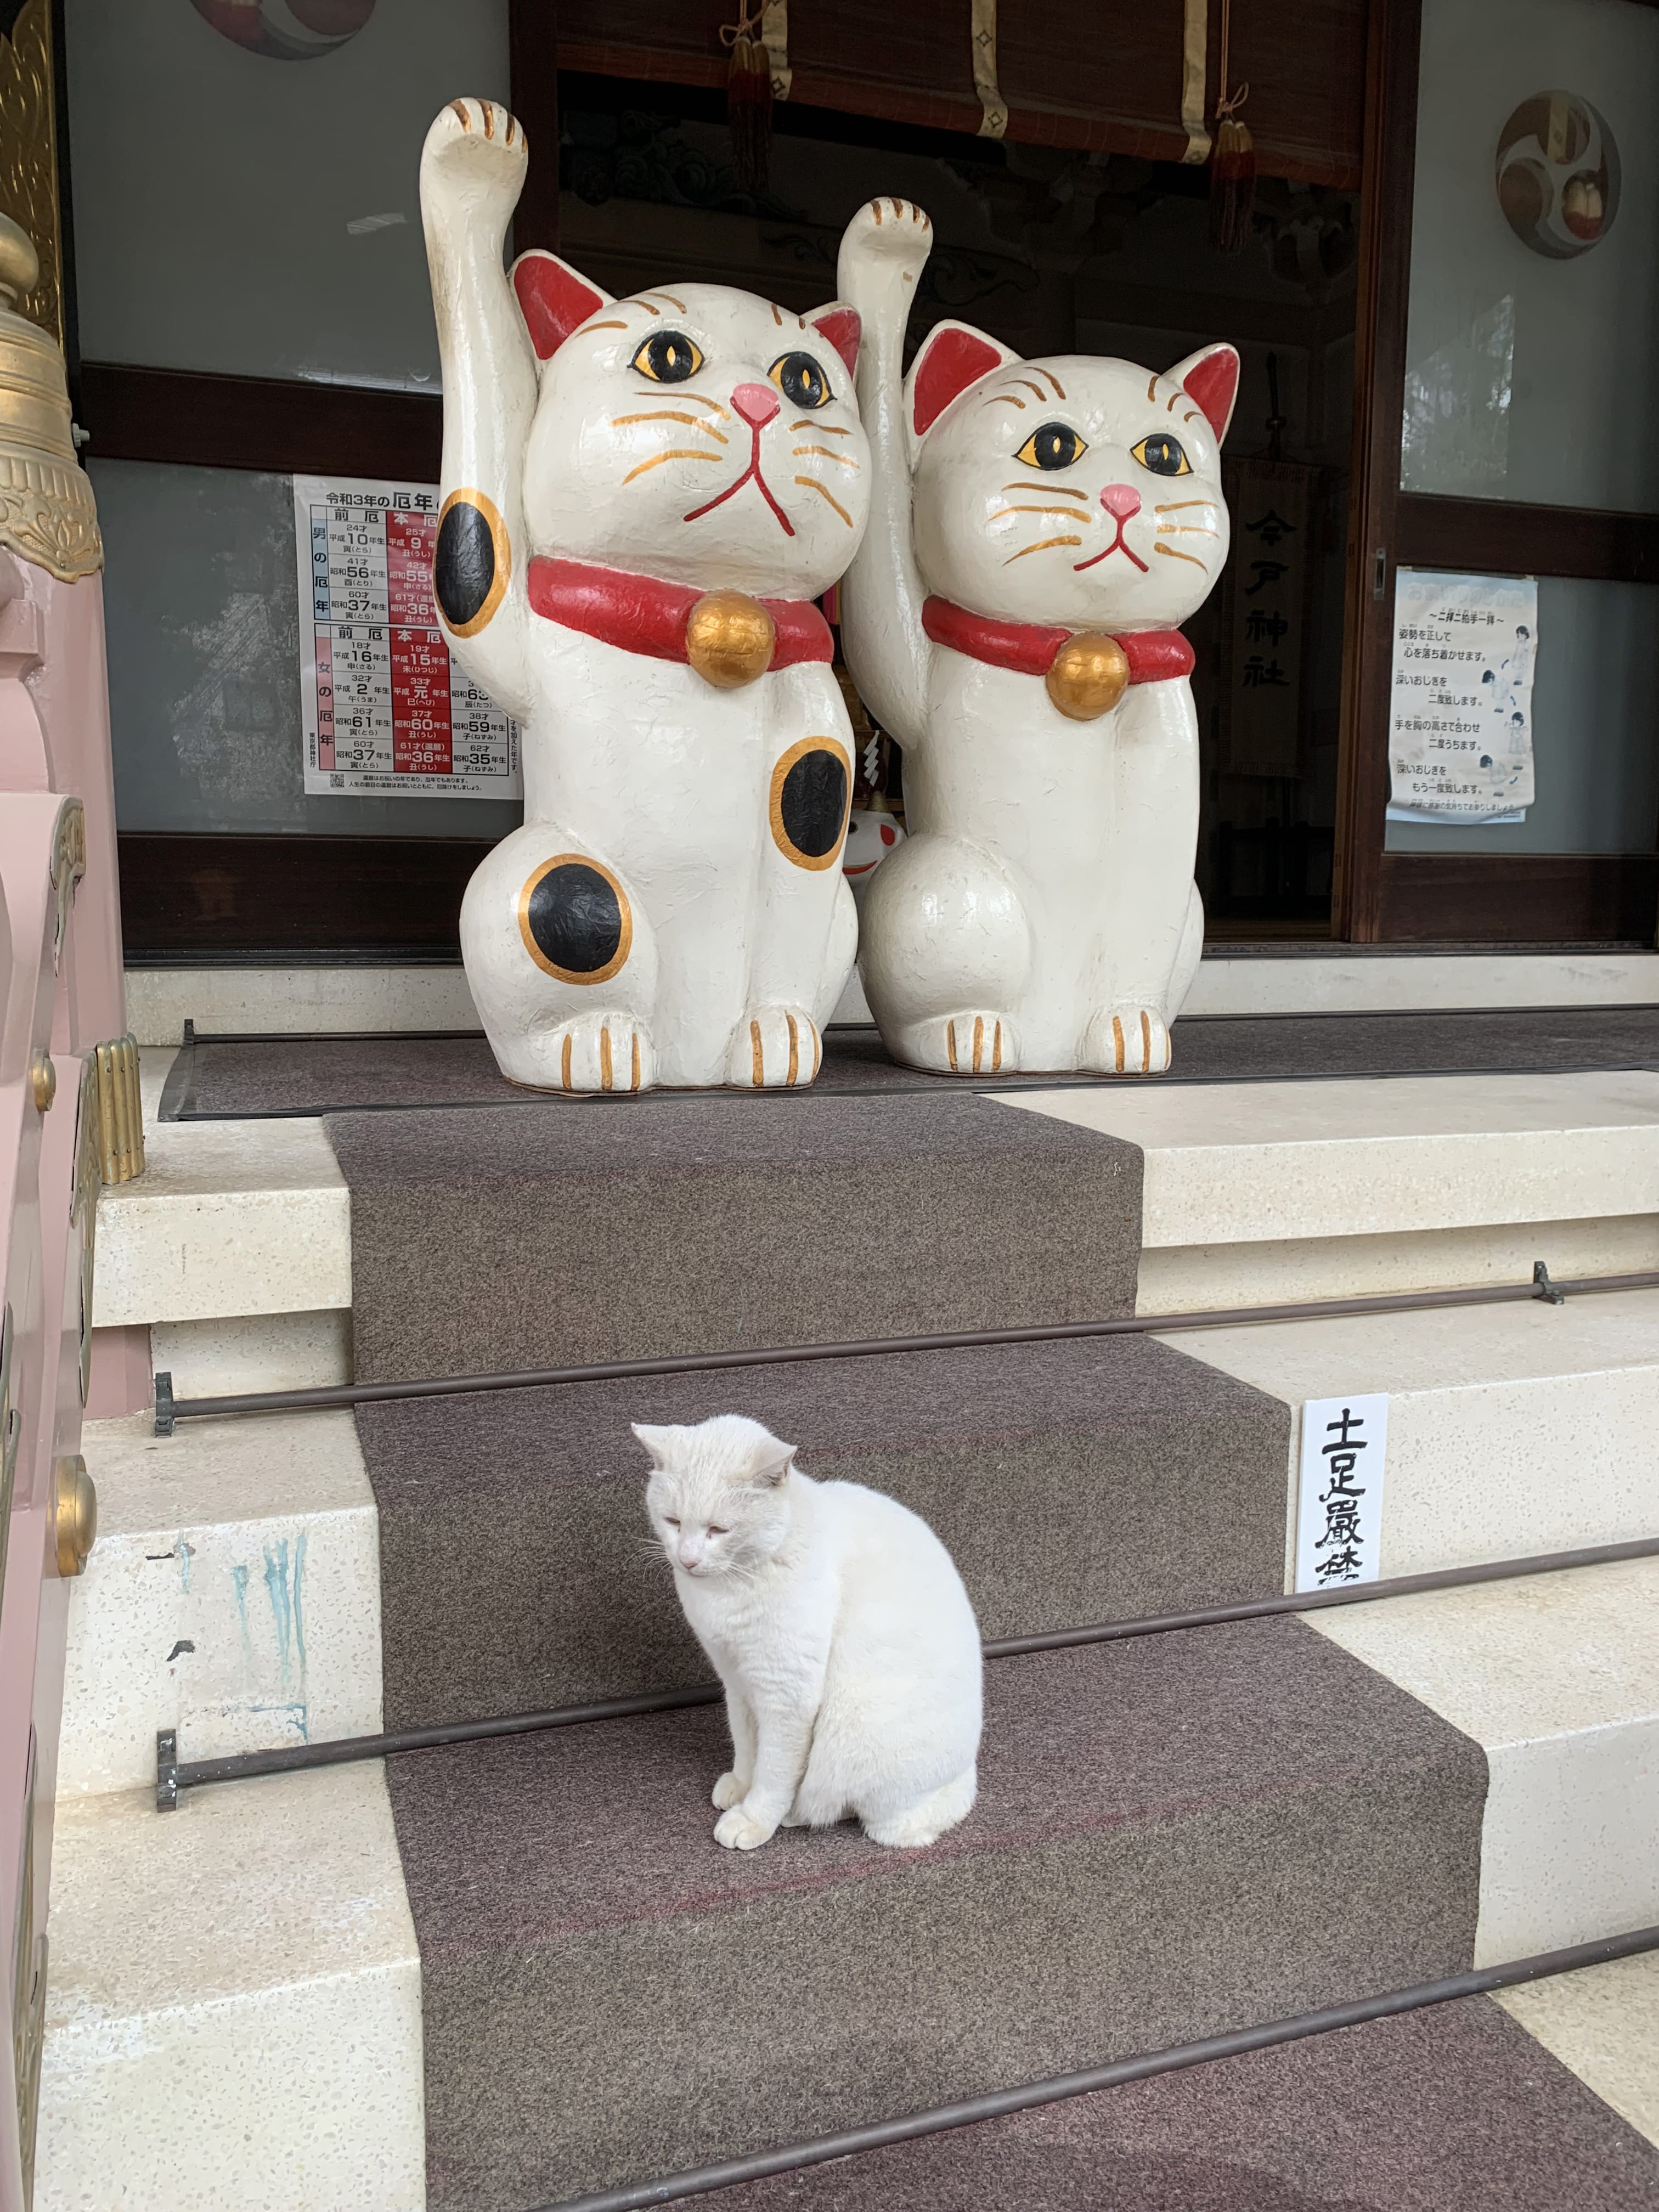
1015 422 1088 471
770 352 833 409
630 331 705 384
1130 433 1192 477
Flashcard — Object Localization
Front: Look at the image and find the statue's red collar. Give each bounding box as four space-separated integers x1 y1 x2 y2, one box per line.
527 556 833 679
922 596 1194 686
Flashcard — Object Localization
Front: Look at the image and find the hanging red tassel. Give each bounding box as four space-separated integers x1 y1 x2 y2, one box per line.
1208 0 1256 254
723 6 774 198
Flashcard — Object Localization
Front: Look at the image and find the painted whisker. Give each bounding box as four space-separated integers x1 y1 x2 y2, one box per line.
794 420 853 435
792 445 861 468
795 477 854 527
1155 500 1215 512
1156 523 1217 535
1002 482 1088 501
612 411 730 443
622 449 724 485
989 505 1096 522
1154 543 1209 569
1005 534 1082 563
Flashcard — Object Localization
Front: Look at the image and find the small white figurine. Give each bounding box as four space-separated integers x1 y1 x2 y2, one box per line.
420 101 871 1091
636 1414 983 1852
837 198 1239 1075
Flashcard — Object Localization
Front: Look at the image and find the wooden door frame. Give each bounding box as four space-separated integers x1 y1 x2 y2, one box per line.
1332 0 1659 945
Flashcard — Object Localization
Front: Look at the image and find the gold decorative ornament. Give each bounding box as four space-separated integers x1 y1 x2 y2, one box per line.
0 0 63 347
52 1452 97 1576
93 1034 145 1184
0 208 101 583
1045 632 1131 721
686 589 776 689
28 1049 53 1111
50 794 84 964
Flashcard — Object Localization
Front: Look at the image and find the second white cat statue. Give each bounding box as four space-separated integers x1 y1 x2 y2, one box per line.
837 197 1240 1076
635 1414 983 1850
420 100 871 1092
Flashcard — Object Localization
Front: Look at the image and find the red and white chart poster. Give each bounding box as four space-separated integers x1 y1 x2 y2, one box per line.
295 474 522 799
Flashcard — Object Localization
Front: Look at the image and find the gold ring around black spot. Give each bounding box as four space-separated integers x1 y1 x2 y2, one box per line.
516 853 634 985
437 486 511 639
768 735 853 872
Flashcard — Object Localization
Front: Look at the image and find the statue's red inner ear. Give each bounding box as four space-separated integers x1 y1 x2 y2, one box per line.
911 327 1007 437
810 307 861 380
1182 347 1241 442
512 253 608 359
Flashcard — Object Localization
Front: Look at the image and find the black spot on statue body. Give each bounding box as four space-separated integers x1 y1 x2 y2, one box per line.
435 501 496 630
525 862 625 977
778 747 849 863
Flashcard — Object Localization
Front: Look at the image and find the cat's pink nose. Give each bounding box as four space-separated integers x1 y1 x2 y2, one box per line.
731 382 780 428
1101 483 1142 520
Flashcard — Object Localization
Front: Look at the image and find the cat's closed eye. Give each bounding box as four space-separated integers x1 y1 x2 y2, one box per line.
1130 433 1191 477
663 1515 681 1527
770 351 834 410
1015 422 1088 471
631 330 704 385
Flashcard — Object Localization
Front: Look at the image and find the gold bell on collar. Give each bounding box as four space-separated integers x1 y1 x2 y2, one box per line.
687 590 777 689
1045 632 1130 721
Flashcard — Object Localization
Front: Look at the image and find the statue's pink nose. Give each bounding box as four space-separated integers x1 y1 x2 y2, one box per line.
732 382 780 428
1101 483 1142 520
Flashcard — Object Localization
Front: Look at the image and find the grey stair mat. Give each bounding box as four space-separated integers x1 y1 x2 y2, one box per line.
709 1995 1659 2211
161 1004 1659 1119
387 1620 1485 2210
325 1090 1142 1385
356 1334 1293 1728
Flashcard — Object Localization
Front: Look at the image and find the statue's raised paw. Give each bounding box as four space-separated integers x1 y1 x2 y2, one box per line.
1082 1007 1172 1077
838 195 934 284
420 97 527 211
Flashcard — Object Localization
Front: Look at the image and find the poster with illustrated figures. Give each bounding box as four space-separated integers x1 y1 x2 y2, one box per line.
1386 569 1538 824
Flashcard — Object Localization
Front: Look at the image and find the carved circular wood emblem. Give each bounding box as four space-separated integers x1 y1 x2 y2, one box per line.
1497 93 1620 259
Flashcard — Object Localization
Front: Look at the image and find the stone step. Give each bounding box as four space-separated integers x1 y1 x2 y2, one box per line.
94 1073 1659 1352
35 1764 423 2212
40 1570 1659 2209
60 1410 381 1796
1311 1556 1659 1963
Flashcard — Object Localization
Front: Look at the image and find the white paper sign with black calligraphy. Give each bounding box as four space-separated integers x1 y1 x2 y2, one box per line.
1385 568 1537 825
1294 1393 1389 1594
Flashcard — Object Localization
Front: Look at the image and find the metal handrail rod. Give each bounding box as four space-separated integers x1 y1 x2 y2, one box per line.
153 1262 1659 1432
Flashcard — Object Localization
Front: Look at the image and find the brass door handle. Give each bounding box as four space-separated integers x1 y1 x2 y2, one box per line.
53 1455 96 1576
30 1052 54 1111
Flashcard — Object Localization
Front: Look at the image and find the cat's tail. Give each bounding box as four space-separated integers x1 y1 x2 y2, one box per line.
862 1763 977 1850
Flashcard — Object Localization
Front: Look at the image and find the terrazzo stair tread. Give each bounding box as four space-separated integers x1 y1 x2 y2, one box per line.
1497 1949 1659 2148
1165 1288 1659 1576
389 1617 1486 2210
705 1995 1659 2210
159 1004 1659 1120
35 1764 424 2212
1310 1556 1659 1964
358 1335 1291 1728
61 1410 382 1795
93 1113 351 1328
325 1091 1143 1385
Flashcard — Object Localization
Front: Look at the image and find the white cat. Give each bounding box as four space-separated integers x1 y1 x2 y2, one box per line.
635 1414 982 1851
836 196 1240 1076
420 100 871 1093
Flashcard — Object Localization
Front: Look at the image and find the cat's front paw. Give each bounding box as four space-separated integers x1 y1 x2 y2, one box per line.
1082 1007 1172 1076
839 196 934 286
500 1011 654 1095
894 1012 1017 1077
421 99 527 218
728 1007 821 1088
714 1804 777 1851
712 1771 750 1810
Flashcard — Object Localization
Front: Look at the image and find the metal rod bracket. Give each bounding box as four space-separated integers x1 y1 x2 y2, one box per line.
1533 1261 1566 1305
155 1729 178 1812
153 1371 175 1438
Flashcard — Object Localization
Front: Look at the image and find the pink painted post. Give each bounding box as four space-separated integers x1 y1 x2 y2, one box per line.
0 210 133 2206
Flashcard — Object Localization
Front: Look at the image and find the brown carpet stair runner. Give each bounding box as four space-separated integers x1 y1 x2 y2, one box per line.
163 1002 1659 1118
690 1996 1659 2212
315 1084 1635 2209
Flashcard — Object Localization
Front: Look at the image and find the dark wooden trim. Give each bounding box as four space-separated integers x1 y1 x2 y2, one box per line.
510 0 561 252
1376 853 1659 944
1331 0 1421 944
119 834 488 959
1396 495 1659 585
79 363 441 479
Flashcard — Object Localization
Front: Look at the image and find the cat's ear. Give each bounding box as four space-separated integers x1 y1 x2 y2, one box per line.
747 1434 797 1488
1169 343 1242 445
807 304 861 380
511 250 614 369
631 1422 679 1469
904 320 1021 460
